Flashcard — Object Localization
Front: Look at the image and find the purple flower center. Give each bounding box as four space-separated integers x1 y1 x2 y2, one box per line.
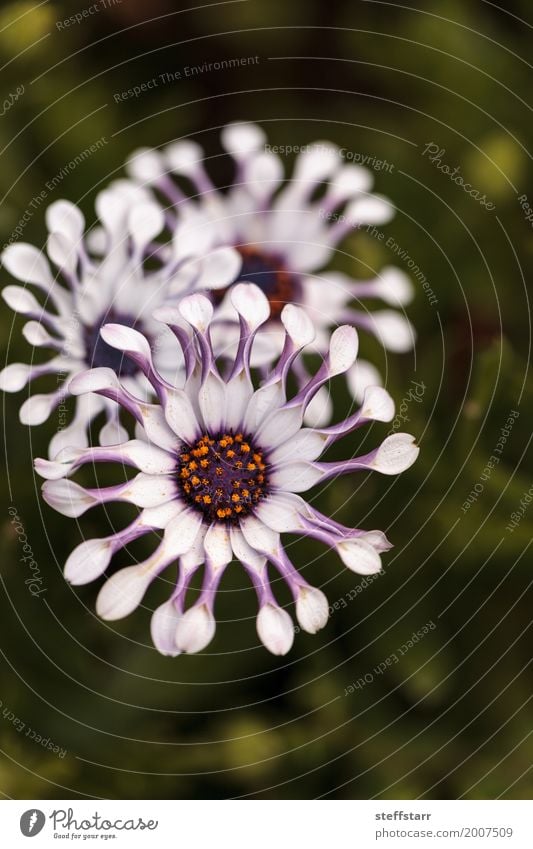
213 246 299 320
177 432 269 523
84 313 140 377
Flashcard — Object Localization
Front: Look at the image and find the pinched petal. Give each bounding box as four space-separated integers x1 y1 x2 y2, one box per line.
270 461 323 493
2 243 53 287
336 537 382 575
240 515 280 556
150 598 182 657
175 603 216 653
367 433 420 474
221 122 266 159
46 200 85 241
96 564 155 621
42 479 98 518
255 492 309 533
0 363 33 392
203 522 232 571
64 538 115 585
256 603 294 655
296 586 329 634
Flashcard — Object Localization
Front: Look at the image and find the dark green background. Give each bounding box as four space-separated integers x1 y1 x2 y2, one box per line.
0 0 532 799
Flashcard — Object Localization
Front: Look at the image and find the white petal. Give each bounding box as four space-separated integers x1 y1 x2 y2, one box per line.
20 392 59 425
150 598 182 657
293 142 339 183
139 403 179 453
178 292 213 332
269 429 326 465
121 440 176 474
230 526 266 570
22 321 56 347
328 325 358 375
230 282 270 329
2 285 42 315
367 311 416 352
128 202 165 251
240 515 280 555
0 362 31 392
46 200 85 241
224 371 253 431
164 388 200 443
64 538 114 585
296 586 329 634
303 387 332 428
243 150 283 198
163 508 204 556
173 211 215 263
126 147 166 182
360 385 395 422
360 530 393 552
280 304 315 348
270 461 323 493
244 381 285 433
369 433 419 474
337 538 382 575
122 473 176 508
328 165 372 200
42 479 97 517
69 367 120 395
34 456 74 480
345 195 394 226
2 244 53 286
189 247 241 291
373 267 414 306
221 122 265 158
198 372 226 432
96 564 153 620
95 188 129 237
47 232 78 274
255 493 307 533
255 405 303 449
257 604 294 655
175 603 215 653
203 523 232 571
165 139 204 175
346 359 382 403
99 419 129 447
100 323 151 360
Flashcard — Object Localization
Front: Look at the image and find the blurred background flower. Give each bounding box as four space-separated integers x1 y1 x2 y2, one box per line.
0 0 532 800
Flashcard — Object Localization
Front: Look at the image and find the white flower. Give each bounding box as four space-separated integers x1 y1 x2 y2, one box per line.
35 285 419 656
125 122 416 422
1 186 241 457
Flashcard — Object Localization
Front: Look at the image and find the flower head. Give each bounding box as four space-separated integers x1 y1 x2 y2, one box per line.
1 183 241 457
126 122 415 423
35 284 419 656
